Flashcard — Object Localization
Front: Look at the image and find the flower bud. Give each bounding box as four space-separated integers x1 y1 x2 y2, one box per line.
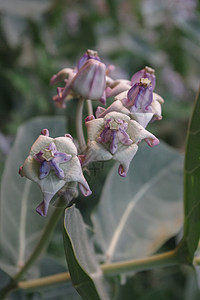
71 59 106 103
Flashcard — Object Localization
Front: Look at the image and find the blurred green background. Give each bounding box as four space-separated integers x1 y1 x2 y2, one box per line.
0 0 200 299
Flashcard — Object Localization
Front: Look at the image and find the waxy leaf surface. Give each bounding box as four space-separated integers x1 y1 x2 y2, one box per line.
92 142 184 263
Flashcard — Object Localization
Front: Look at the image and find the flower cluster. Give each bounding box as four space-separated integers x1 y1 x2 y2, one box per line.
20 49 164 216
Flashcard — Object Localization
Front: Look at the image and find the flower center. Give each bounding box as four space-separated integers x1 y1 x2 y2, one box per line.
139 78 152 88
97 118 133 154
42 149 55 161
109 119 121 130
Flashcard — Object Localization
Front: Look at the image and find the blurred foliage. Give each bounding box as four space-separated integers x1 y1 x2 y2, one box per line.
0 0 200 298
0 0 199 142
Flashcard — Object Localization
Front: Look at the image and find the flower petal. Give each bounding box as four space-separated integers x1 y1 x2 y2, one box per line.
50 159 65 179
127 120 159 145
53 152 72 163
40 161 51 179
113 143 138 177
29 136 53 156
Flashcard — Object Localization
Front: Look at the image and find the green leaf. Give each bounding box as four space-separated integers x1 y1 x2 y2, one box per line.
63 205 111 300
179 88 200 262
91 142 183 263
0 116 66 277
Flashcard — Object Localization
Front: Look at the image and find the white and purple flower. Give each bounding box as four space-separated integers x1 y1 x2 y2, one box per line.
82 112 159 177
96 77 164 128
19 129 91 216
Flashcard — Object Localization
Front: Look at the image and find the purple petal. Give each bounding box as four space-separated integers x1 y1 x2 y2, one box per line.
53 152 72 163
50 160 64 179
110 131 118 154
131 69 146 86
118 128 133 145
40 161 51 179
36 201 47 217
47 142 57 153
127 84 153 113
97 128 112 143
34 151 45 163
127 84 140 108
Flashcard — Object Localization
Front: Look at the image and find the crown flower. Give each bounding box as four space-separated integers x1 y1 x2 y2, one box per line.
96 78 164 128
19 129 91 216
82 112 159 177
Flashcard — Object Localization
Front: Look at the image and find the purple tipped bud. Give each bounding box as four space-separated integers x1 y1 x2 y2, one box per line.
71 59 106 102
41 129 49 137
131 66 156 90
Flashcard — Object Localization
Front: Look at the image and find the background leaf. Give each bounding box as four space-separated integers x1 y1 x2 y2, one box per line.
179 88 200 262
91 141 184 263
63 205 111 300
0 116 66 277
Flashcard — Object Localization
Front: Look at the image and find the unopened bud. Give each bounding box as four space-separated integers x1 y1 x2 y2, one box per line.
72 59 106 102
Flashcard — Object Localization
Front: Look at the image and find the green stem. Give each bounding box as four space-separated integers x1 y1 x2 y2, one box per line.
17 249 182 291
0 205 64 299
76 97 86 153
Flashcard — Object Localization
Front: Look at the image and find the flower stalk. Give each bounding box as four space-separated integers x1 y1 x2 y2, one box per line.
76 97 86 152
16 248 183 291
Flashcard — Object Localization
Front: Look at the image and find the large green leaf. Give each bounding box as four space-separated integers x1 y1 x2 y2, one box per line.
0 116 66 277
179 88 200 262
91 142 183 263
63 205 111 300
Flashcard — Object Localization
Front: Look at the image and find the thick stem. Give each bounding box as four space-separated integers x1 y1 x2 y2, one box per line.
76 97 86 153
17 249 182 291
0 204 64 299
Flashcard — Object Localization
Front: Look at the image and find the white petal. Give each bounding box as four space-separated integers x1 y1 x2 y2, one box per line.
104 111 131 123
151 99 162 119
127 120 158 144
97 100 130 118
130 112 154 128
54 136 77 155
153 92 164 104
114 90 128 101
82 141 112 166
29 136 53 156
113 143 138 174
85 118 105 141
